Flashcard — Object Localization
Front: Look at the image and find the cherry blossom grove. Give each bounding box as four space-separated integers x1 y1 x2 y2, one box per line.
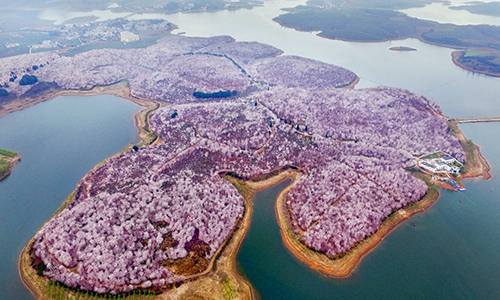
17 34 466 294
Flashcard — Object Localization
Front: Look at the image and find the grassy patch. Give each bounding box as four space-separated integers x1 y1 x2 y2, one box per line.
220 278 238 300
464 51 483 57
420 152 442 160
224 175 254 200
0 148 17 157
0 157 9 176
44 280 158 299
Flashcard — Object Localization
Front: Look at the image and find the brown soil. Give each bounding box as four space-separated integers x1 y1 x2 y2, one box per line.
343 76 360 89
451 51 500 78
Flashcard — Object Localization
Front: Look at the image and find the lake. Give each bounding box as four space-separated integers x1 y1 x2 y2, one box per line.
0 95 141 299
1 0 499 298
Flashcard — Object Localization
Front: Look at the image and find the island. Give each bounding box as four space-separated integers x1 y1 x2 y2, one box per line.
273 3 500 77
0 148 20 181
5 34 488 299
389 46 417 52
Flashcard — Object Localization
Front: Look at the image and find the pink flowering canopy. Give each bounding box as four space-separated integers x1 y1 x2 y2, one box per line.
13 35 465 294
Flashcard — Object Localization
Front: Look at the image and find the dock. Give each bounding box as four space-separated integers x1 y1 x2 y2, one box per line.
449 117 500 124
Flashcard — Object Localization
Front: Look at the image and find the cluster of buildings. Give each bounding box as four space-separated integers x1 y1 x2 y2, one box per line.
418 153 462 175
56 19 172 44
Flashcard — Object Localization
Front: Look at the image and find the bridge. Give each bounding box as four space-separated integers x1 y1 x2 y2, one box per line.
449 117 500 124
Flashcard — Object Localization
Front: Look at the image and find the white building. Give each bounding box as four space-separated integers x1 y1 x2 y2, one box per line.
120 31 140 43
419 162 438 173
5 42 20 48
418 153 462 175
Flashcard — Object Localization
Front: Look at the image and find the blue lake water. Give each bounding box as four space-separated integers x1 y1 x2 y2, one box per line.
0 95 141 299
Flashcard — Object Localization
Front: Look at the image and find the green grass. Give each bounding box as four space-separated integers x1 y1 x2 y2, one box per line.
0 148 17 158
44 281 158 300
0 157 9 175
464 51 483 57
220 278 237 300
420 151 442 160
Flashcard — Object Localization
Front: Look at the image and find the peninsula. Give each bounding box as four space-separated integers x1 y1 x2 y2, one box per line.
452 50 500 78
0 148 20 181
7 34 488 299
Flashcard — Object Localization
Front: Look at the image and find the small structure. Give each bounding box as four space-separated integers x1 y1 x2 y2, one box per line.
5 42 20 48
420 162 437 173
417 152 462 175
120 31 140 43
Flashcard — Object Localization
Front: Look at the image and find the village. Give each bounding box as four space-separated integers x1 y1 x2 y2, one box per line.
417 151 466 191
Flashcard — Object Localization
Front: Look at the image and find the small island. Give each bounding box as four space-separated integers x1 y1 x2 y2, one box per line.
450 2 500 17
3 35 488 299
273 4 500 77
389 46 417 52
0 148 20 181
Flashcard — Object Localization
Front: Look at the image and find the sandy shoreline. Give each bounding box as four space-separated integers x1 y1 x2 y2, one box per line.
0 80 154 119
17 83 255 300
275 173 440 277
451 51 500 78
0 154 21 182
18 85 165 299
266 123 490 278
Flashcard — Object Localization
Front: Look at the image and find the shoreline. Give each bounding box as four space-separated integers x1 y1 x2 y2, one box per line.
273 17 500 79
242 124 490 278
0 80 155 119
343 76 360 89
451 51 500 78
18 85 165 300
275 173 440 277
17 84 254 300
17 82 491 298
0 154 21 181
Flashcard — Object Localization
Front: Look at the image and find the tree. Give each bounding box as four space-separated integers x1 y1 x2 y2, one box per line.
19 75 38 86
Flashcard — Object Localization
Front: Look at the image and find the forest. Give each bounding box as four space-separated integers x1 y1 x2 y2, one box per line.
3 34 464 294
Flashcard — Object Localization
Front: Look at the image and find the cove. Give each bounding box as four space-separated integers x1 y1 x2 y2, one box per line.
0 95 141 300
238 122 500 300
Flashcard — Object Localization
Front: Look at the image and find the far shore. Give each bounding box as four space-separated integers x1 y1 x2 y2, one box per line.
451 51 500 78
0 80 156 119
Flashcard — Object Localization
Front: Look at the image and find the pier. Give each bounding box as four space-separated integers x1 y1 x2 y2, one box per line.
449 117 500 124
